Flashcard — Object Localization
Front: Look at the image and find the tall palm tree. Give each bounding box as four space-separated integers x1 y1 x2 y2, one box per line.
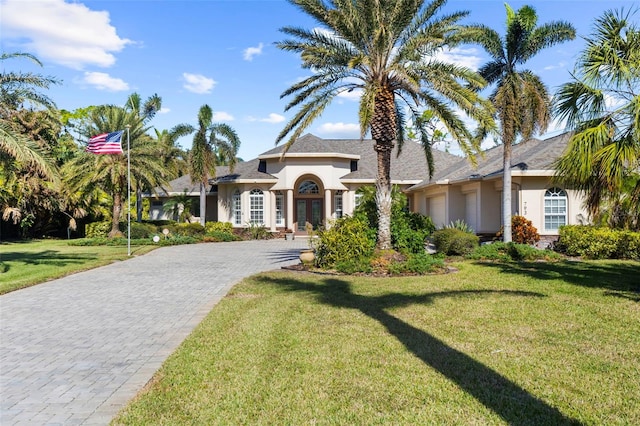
188 105 241 226
472 4 575 242
553 8 640 230
63 95 170 237
276 0 494 250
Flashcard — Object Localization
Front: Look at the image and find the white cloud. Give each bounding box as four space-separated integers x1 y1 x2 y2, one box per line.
317 122 360 138
337 88 362 102
434 47 484 70
543 61 567 71
243 43 264 61
213 111 234 121
260 113 285 123
158 107 170 114
0 0 131 70
182 73 216 94
246 113 285 123
82 72 129 91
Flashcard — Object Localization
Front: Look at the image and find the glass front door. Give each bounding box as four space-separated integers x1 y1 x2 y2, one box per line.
296 199 322 231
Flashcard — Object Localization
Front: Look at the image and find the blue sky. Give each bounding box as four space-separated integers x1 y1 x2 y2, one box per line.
1 0 636 160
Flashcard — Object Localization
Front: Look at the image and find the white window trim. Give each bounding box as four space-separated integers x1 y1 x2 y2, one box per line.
250 189 264 225
232 190 242 226
544 187 567 232
275 191 284 226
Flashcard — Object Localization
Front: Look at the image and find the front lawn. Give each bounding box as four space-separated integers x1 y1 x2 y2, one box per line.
0 239 156 294
114 260 640 425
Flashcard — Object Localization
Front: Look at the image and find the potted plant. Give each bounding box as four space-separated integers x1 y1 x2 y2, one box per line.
284 228 294 240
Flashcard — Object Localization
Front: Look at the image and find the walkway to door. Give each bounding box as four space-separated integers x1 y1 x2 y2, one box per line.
0 239 308 425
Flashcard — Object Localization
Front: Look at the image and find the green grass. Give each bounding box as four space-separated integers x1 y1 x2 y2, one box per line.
113 260 640 425
0 239 157 294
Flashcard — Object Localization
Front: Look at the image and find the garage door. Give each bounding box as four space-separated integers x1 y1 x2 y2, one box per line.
429 195 446 228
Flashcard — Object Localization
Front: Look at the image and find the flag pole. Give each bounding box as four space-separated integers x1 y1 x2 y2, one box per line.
126 95 134 257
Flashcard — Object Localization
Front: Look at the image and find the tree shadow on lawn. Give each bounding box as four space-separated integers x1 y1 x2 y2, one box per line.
256 275 581 425
474 260 640 302
1 250 100 272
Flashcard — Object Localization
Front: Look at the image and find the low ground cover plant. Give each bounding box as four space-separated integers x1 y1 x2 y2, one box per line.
468 242 562 262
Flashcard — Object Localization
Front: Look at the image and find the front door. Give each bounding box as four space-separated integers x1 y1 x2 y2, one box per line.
296 199 322 231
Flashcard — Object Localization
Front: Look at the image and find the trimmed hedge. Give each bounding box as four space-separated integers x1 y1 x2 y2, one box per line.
555 225 640 260
432 228 479 255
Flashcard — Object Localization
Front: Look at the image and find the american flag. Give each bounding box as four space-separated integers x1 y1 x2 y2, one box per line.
86 131 124 155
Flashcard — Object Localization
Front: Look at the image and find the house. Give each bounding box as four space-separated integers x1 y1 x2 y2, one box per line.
149 133 458 232
149 132 588 243
407 132 589 245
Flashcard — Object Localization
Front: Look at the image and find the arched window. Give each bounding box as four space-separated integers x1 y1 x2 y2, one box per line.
232 190 242 225
544 187 567 231
250 189 264 224
298 180 319 194
275 191 284 226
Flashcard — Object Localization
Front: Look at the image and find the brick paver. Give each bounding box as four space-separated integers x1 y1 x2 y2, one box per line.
0 239 308 425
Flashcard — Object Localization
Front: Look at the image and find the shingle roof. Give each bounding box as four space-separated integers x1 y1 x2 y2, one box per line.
257 133 461 182
409 132 572 191
151 174 203 196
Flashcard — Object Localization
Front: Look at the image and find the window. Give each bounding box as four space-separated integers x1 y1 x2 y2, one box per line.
258 160 267 173
355 192 363 207
275 191 284 226
334 190 343 218
232 190 242 225
350 160 358 172
298 180 319 194
544 187 567 231
250 189 264 224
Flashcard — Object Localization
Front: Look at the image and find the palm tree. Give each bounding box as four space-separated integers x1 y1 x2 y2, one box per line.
276 0 494 250
0 52 59 180
553 8 640 230
188 105 241 227
472 4 575 242
162 191 195 223
63 95 171 237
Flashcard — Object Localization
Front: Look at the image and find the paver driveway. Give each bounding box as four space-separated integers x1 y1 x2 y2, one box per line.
0 239 308 425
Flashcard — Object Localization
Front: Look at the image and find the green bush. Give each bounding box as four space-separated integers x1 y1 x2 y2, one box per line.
432 228 479 255
354 185 435 254
445 219 474 234
243 222 271 240
388 252 445 275
205 221 234 234
556 226 640 259
129 222 158 239
85 221 111 238
315 216 376 269
335 257 373 274
468 242 561 262
204 231 241 242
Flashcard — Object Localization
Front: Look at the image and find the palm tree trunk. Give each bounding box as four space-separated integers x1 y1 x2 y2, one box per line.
375 144 393 250
109 191 123 238
200 182 206 227
136 187 143 222
502 143 512 243
371 86 396 250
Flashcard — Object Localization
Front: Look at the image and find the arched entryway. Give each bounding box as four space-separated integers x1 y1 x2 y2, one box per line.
294 176 324 232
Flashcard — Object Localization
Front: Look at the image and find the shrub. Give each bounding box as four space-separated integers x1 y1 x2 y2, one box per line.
129 222 158 239
315 216 376 269
432 228 479 255
85 221 111 238
335 257 373 274
243 222 271 240
468 242 561 262
388 252 445 275
556 226 639 260
496 215 540 244
204 231 241 242
176 223 206 237
205 221 234 234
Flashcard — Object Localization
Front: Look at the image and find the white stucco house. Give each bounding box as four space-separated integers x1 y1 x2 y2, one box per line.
149 132 588 242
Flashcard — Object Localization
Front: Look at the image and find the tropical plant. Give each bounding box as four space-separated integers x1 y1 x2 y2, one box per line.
0 52 59 177
276 0 495 250
162 191 194 223
188 104 241 226
472 4 575 242
553 8 640 230
63 94 171 237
